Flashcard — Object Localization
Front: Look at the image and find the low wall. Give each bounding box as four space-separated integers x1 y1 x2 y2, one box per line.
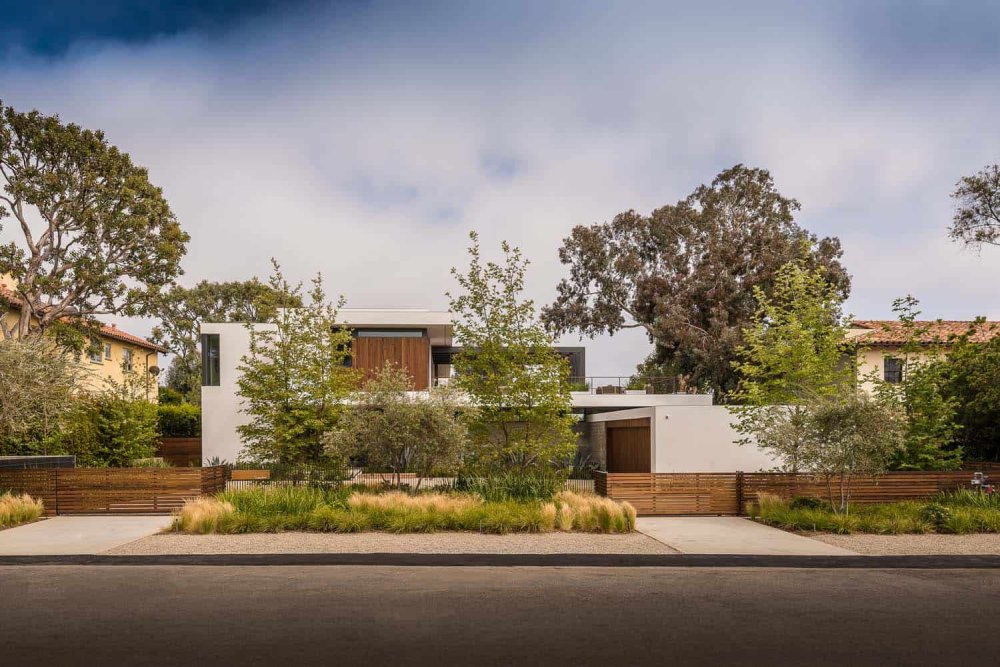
0 466 227 516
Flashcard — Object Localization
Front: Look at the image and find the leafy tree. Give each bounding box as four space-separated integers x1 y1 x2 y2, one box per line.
744 392 905 514
729 262 853 471
731 261 852 406
236 262 357 464
0 336 86 455
542 164 849 396
324 364 468 488
153 278 301 403
950 164 1000 250
866 297 962 471
0 101 188 341
939 323 1000 462
448 232 577 471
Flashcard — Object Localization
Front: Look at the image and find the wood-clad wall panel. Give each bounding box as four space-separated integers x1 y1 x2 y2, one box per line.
353 336 430 390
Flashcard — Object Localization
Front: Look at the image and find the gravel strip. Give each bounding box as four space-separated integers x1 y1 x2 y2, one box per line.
807 533 1000 556
105 531 677 555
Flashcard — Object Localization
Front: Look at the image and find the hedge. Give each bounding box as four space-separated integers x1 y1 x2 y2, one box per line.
158 403 201 438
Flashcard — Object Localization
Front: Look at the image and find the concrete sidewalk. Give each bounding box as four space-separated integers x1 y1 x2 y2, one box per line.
636 516 857 555
0 516 172 555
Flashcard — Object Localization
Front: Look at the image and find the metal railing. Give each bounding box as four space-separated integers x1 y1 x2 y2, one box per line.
568 376 704 395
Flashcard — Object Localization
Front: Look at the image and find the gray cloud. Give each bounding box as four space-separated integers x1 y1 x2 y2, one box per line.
2 1 998 377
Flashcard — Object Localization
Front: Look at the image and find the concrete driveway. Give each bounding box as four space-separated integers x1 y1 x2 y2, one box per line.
0 516 173 555
636 516 857 555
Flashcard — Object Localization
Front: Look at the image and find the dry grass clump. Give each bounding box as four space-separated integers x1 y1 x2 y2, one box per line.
0 493 44 529
172 497 235 534
551 491 636 533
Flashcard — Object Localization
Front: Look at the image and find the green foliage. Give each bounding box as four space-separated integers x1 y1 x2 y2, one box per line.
157 386 184 405
939 329 1000 461
448 232 577 471
157 403 201 437
0 101 187 340
236 260 358 464
453 470 564 502
0 337 86 455
323 364 468 487
868 297 962 470
731 261 852 406
789 496 825 510
752 492 1000 534
94 372 160 466
153 278 302 403
543 164 850 396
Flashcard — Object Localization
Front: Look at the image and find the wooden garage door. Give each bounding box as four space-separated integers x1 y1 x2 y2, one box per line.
606 418 651 473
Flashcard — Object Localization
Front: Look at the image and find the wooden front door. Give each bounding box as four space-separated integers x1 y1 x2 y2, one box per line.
606 418 651 473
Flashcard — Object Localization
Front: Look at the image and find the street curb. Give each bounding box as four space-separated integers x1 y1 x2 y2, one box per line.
1 553 999 568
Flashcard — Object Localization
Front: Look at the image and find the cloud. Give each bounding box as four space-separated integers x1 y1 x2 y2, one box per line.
2 1 999 376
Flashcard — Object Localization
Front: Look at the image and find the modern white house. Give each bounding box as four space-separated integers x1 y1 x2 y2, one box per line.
200 309 775 472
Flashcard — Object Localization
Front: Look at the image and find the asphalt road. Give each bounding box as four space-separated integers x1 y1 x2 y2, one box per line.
2 565 998 666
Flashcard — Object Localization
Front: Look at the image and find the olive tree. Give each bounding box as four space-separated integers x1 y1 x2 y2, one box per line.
745 393 905 514
324 364 468 488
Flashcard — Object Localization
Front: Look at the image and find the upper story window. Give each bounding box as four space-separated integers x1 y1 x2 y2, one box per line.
122 348 133 370
104 343 113 361
355 329 425 338
201 333 221 386
88 339 103 364
883 357 904 384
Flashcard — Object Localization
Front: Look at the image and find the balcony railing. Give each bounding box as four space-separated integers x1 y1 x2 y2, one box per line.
568 376 706 395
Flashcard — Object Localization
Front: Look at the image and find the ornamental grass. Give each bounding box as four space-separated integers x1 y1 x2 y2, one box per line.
170 486 636 535
0 493 44 529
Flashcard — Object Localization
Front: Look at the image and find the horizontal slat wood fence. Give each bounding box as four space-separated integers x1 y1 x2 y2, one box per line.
0 466 227 516
595 470 978 516
596 473 740 515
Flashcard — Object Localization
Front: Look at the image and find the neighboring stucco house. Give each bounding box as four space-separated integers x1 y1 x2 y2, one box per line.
847 319 1000 391
1 279 166 401
200 309 777 472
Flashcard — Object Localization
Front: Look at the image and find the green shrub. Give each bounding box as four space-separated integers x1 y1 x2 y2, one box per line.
96 395 159 466
934 488 1000 509
789 496 825 510
455 470 564 502
157 404 201 437
919 503 953 530
130 457 172 468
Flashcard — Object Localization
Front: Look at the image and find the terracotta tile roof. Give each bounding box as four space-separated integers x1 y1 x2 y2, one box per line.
1 284 167 353
850 320 1000 345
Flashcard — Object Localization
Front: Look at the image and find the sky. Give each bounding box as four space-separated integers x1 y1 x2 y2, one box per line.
2 0 999 377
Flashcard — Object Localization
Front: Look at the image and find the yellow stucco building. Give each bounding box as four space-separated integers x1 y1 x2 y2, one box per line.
1 279 166 401
847 319 1000 391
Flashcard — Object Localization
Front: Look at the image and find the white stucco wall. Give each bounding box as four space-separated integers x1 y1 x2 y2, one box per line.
200 322 265 464
587 406 778 473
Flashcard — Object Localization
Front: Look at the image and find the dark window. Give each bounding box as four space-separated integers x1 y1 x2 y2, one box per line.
201 334 221 386
355 329 425 338
883 357 903 384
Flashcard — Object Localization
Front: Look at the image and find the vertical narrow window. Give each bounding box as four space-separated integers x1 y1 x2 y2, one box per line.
122 348 133 370
104 343 113 360
883 357 903 384
201 333 221 386
89 339 103 363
